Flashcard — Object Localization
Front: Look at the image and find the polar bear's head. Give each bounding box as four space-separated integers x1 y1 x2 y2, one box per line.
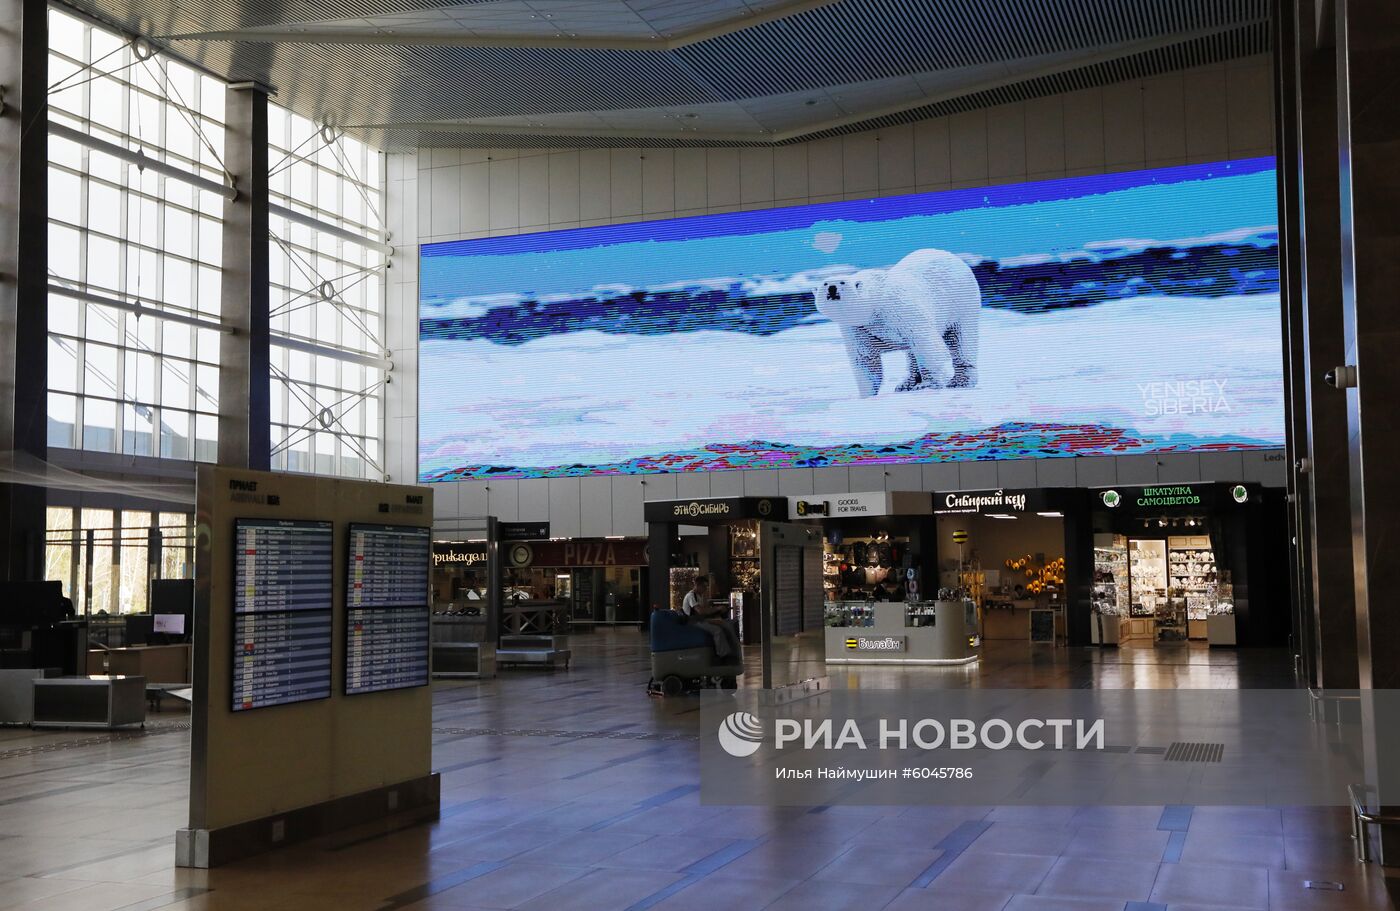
814 270 882 327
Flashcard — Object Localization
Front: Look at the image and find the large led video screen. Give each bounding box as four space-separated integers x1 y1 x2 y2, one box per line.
418 158 1282 481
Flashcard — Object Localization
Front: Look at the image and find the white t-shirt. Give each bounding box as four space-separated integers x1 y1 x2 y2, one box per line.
681 591 705 615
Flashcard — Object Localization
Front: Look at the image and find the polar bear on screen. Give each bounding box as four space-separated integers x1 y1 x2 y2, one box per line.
814 248 982 397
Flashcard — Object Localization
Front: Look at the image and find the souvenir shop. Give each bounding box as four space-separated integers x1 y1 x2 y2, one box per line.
1085 482 1288 648
932 488 1079 642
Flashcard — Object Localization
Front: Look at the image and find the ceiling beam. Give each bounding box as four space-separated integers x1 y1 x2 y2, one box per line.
161 0 839 50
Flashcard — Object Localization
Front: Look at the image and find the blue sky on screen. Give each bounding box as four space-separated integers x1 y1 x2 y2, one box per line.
419 158 1276 302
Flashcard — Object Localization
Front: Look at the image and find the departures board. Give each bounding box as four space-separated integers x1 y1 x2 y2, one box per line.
345 524 431 695
231 518 334 712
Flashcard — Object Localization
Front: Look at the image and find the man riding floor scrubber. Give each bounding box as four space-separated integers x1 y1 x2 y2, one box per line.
646 609 742 695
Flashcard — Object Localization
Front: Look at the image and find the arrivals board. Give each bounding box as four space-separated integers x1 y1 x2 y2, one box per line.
344 524 431 695
230 518 334 712
233 519 335 613
232 611 333 710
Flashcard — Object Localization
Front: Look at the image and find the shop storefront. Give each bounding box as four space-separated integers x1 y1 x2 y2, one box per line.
933 488 1076 643
924 483 1288 650
500 538 649 625
787 491 938 605
1086 482 1286 648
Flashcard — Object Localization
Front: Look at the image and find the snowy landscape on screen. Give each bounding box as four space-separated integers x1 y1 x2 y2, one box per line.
417 160 1283 481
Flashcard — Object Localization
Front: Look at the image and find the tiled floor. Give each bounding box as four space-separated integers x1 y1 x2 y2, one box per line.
0 631 1393 911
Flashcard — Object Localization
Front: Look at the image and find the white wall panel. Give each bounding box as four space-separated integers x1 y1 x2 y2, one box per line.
997 458 1038 489
580 477 613 536
808 137 844 196
486 479 519 521
1061 88 1105 173
610 148 644 218
460 481 489 518
1183 68 1230 162
709 470 744 497
812 467 851 494
674 149 708 210
1101 82 1146 166
611 477 646 536
1142 75 1187 162
913 118 952 187
1024 97 1066 175
1114 455 1160 485
428 167 460 237
948 110 989 183
400 57 1287 529
848 465 886 492
488 158 520 231
459 161 490 235
773 145 809 201
958 461 999 489
548 152 582 224
548 478 582 537
1075 457 1117 488
1155 453 1202 484
740 148 775 204
921 462 959 492
676 472 711 499
518 154 550 228
885 464 922 492
707 149 742 208
1035 457 1077 489
1198 451 1246 483
986 103 1027 179
842 133 879 194
642 473 678 502
743 469 780 496
519 477 550 521
877 125 915 191
777 468 814 496
579 149 612 221
642 149 676 214
1227 61 1274 152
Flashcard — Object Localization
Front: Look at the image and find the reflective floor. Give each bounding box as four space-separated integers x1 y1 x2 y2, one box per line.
0 630 1392 911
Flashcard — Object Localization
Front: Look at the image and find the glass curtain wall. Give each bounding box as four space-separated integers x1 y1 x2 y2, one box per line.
268 109 386 479
46 10 388 477
44 506 193 614
46 8 225 460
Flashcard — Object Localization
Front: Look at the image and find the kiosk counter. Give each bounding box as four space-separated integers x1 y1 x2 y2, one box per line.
824 600 978 665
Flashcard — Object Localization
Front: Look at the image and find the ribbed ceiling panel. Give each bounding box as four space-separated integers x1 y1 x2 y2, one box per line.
56 0 1273 151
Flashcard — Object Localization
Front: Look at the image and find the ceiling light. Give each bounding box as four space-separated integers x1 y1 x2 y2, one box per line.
986 513 1017 520
1036 511 1063 518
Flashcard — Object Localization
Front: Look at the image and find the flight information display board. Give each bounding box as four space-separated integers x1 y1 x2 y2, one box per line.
234 518 335 612
346 607 430 695
232 612 333 710
231 519 334 712
345 524 431 695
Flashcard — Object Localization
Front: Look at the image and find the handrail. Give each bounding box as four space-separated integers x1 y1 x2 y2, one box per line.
1347 783 1400 863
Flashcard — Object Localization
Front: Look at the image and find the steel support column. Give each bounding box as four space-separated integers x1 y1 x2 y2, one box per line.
1293 0 1358 688
0 0 49 581
1273 0 1314 684
217 83 272 470
1335 0 1400 864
